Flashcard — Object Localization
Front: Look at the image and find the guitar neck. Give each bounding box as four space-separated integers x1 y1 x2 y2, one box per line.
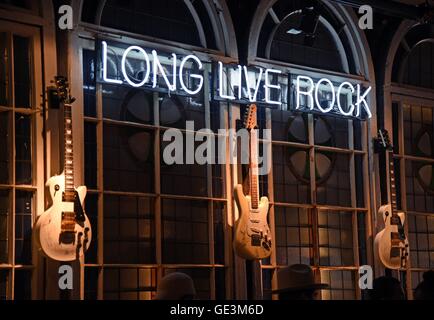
249 129 260 209
387 150 398 213
64 103 75 193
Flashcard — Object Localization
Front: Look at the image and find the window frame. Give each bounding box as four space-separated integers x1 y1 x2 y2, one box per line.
390 83 434 299
72 30 231 300
0 19 44 300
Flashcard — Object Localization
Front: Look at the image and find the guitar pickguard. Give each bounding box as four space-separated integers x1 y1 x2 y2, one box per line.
62 190 86 223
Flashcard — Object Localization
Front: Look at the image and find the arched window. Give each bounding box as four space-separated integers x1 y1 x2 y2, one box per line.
248 0 374 300
388 23 434 297
80 0 234 52
254 0 357 74
77 0 236 300
392 24 434 90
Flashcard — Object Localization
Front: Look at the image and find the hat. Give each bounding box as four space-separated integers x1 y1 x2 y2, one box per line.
272 264 328 293
154 272 196 300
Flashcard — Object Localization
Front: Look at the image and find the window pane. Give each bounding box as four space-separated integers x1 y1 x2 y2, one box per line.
355 155 365 208
272 112 308 143
0 33 8 106
104 195 155 264
274 206 312 266
402 42 434 90
269 14 345 73
82 49 96 117
0 270 8 300
101 0 202 47
15 191 32 264
84 122 97 189
84 267 99 300
214 202 225 265
15 114 32 184
318 210 354 266
408 214 434 269
102 84 154 125
13 36 30 108
273 145 311 204
262 269 274 300
314 115 348 149
160 132 207 197
316 152 351 207
357 212 368 266
162 199 209 264
0 111 10 183
320 270 356 300
0 190 9 263
215 267 225 300
406 159 434 213
84 194 98 263
404 105 434 157
103 124 154 193
103 267 157 300
159 95 205 130
14 269 31 299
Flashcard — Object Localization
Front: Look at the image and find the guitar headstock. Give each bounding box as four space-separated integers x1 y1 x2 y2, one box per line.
52 76 76 105
375 129 393 152
243 104 257 130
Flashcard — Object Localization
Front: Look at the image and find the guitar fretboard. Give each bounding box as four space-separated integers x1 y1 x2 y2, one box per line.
64 104 75 194
249 129 259 209
388 150 398 214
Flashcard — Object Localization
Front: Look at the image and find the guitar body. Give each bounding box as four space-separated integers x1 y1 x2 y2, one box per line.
374 204 409 270
34 172 92 261
233 184 272 260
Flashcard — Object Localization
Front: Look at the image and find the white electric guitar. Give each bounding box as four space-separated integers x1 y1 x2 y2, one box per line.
34 76 92 261
374 129 409 270
233 104 272 260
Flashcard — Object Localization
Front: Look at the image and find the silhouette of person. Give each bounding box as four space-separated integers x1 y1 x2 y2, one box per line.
154 272 196 300
273 264 328 300
368 276 405 300
414 270 434 300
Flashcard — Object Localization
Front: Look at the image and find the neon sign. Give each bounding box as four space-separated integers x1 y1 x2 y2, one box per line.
99 41 373 119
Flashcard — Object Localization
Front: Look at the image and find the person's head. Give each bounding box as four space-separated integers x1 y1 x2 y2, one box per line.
369 276 405 300
154 272 196 300
273 264 328 300
414 270 434 300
